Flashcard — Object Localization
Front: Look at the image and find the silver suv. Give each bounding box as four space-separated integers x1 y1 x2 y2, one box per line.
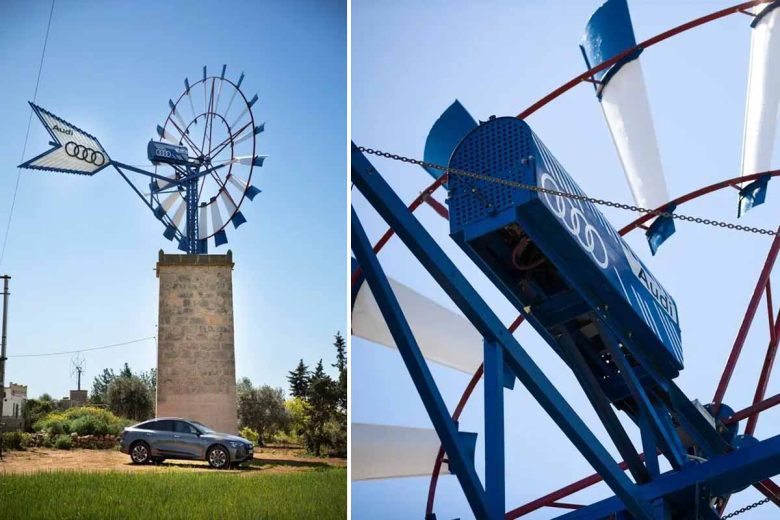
119 417 254 469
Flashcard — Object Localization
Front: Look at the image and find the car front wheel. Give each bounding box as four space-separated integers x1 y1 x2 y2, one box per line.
130 442 151 464
207 445 230 469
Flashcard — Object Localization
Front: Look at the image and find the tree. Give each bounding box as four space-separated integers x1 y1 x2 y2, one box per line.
119 363 133 379
90 368 116 405
139 368 156 393
303 373 338 456
312 359 326 380
106 376 154 421
332 332 347 411
287 359 310 399
21 397 55 432
236 377 253 397
237 383 290 445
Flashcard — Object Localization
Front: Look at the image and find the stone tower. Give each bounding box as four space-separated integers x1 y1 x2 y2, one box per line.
156 251 238 434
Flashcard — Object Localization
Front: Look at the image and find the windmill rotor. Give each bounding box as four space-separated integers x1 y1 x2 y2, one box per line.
150 65 265 253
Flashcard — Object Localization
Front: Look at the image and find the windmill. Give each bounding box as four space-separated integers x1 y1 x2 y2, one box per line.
19 65 265 254
70 352 85 392
352 0 780 518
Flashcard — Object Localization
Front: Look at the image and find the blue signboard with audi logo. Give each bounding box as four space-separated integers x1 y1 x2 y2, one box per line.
147 141 190 166
447 117 682 405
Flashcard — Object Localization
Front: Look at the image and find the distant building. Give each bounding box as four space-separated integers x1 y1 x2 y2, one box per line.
2 383 27 427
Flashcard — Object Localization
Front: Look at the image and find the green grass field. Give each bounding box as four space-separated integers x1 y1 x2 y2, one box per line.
0 468 346 519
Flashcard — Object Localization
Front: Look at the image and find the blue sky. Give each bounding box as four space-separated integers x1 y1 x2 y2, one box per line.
0 0 345 399
352 1 780 518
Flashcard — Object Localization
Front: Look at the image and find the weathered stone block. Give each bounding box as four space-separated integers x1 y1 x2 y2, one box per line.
155 250 238 434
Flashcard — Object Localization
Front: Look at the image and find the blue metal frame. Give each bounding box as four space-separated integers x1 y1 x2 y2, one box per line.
351 206 491 519
352 144 656 520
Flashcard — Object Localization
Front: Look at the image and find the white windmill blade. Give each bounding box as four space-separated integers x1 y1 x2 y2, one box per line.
184 77 198 124
738 3 780 216
169 99 188 130
156 125 181 145
198 204 209 239
214 65 227 113
352 423 452 480
352 276 483 374
229 155 267 167
160 191 179 213
171 200 186 230
224 72 245 118
230 94 258 129
154 172 177 191
580 0 673 253
232 123 265 146
210 201 224 231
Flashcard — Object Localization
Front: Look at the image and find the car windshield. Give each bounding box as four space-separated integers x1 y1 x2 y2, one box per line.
190 421 215 434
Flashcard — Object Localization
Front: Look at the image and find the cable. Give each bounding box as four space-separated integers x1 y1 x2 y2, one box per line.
0 0 56 267
356 146 778 237
8 336 155 358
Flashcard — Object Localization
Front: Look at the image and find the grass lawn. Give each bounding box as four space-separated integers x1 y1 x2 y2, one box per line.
0 467 346 519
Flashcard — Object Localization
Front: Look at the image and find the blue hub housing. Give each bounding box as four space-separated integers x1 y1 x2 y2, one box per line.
448 117 683 409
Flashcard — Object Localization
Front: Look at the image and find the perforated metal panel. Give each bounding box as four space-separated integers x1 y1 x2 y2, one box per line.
448 118 534 230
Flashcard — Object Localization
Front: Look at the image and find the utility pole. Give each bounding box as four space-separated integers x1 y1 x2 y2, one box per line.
0 275 10 459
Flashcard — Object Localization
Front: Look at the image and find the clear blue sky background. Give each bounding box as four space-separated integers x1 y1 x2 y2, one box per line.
0 1 345 399
353 1 780 518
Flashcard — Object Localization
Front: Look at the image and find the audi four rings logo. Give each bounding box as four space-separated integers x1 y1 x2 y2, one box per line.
65 141 105 166
540 173 610 269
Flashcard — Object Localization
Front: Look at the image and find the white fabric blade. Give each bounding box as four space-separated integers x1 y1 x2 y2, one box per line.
600 59 670 212
741 7 780 182
232 126 255 146
198 204 208 239
172 107 187 131
160 191 178 213
160 127 180 145
219 190 238 215
228 174 249 191
230 105 250 129
224 88 240 120
171 200 186 230
351 423 448 480
352 277 483 374
155 174 176 191
210 202 224 232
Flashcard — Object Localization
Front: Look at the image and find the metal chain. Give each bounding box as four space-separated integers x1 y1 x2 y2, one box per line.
721 497 771 518
357 146 778 237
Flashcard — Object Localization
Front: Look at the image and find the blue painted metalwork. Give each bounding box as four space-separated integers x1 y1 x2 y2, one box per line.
147 140 190 166
483 339 505 518
559 434 780 519
579 0 642 94
351 205 491 519
447 117 683 398
738 175 770 217
646 209 677 256
352 144 656 520
423 100 477 181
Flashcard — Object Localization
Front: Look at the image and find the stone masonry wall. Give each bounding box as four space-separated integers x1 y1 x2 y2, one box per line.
156 251 238 434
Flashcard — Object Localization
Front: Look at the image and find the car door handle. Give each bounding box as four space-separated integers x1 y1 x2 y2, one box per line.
173 434 181 438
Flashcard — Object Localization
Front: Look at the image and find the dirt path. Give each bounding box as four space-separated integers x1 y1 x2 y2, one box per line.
0 445 345 476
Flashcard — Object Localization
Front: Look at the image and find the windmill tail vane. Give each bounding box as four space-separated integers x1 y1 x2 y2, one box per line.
18 65 266 255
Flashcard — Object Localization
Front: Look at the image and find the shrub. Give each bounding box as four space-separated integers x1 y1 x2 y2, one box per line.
70 415 109 436
54 434 72 450
1 430 24 450
33 407 131 437
239 427 259 446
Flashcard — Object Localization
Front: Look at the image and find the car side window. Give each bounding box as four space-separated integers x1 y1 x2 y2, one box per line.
155 420 174 431
175 421 198 434
141 420 158 430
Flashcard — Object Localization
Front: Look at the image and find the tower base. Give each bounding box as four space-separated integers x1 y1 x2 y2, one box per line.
156 250 238 434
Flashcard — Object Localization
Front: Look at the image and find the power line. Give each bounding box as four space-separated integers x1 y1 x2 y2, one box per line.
8 336 155 358
0 0 56 267
356 146 778 237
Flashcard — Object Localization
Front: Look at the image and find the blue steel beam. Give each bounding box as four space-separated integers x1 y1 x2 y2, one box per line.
484 339 506 518
351 145 656 520
558 333 650 484
351 207 491 519
557 433 780 519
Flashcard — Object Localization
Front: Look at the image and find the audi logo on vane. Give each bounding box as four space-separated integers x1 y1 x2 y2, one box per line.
65 141 106 166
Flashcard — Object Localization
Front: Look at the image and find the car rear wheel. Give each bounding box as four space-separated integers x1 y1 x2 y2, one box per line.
207 445 230 469
130 441 151 464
